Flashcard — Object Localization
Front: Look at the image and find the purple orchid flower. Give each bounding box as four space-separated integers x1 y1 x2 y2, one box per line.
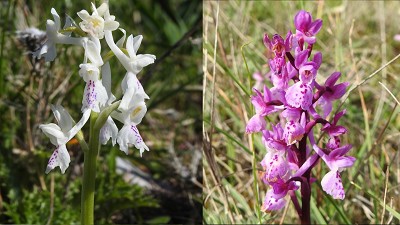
269 56 289 89
261 178 300 212
282 109 306 145
246 85 283 133
260 151 290 184
315 72 349 118
264 32 292 57
320 144 355 199
298 53 322 84
285 82 313 110
321 109 348 137
294 10 322 44
247 10 353 223
309 132 355 199
262 123 287 151
262 189 287 212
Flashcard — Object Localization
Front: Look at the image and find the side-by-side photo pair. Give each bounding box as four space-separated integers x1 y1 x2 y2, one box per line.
0 0 400 224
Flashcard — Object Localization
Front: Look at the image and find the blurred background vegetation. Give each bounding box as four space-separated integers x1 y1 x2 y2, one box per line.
0 0 202 224
204 1 400 224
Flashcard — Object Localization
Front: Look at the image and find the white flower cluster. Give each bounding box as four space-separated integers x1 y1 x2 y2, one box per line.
35 2 155 174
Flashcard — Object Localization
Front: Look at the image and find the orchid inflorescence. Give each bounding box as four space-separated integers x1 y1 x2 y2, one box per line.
34 2 155 174
246 10 355 215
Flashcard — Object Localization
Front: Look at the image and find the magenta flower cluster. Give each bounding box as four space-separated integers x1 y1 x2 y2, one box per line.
246 10 355 213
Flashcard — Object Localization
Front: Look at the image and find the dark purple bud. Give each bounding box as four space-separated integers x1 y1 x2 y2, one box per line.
294 10 312 32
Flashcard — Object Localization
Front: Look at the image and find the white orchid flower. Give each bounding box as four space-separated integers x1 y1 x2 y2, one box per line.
77 2 119 39
113 99 149 156
103 18 153 111
105 30 156 75
79 63 108 113
118 72 149 111
40 106 91 173
83 37 103 66
33 8 86 62
117 124 149 156
99 62 118 145
79 38 108 113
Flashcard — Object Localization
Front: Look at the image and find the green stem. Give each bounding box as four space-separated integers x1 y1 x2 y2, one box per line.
76 130 89 154
81 111 99 225
102 48 129 62
80 101 120 224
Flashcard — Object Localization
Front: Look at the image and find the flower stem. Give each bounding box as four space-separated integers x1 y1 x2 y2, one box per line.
80 102 120 224
298 134 311 225
81 111 99 225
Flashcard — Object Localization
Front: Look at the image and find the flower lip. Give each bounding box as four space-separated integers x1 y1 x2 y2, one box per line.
321 170 345 200
285 82 313 110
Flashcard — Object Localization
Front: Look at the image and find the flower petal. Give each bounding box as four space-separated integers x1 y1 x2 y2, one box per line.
101 62 112 98
285 82 313 110
281 108 301 120
82 79 108 112
126 35 142 58
246 114 266 133
295 49 309 68
84 38 103 66
40 123 68 146
132 54 156 73
261 152 290 184
324 72 340 88
117 124 149 156
100 116 119 146
96 3 108 16
45 145 70 174
50 8 61 31
51 105 74 131
312 52 322 69
329 144 353 158
283 120 305 145
104 20 119 31
294 10 312 32
105 30 131 72
309 19 323 35
317 97 332 118
115 28 127 48
77 10 91 21
261 189 287 212
330 82 349 99
263 34 272 49
67 109 91 140
331 156 356 169
321 170 345 200
129 101 147 125
119 72 138 111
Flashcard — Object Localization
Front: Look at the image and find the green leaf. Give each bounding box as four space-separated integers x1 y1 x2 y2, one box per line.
146 216 171 224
